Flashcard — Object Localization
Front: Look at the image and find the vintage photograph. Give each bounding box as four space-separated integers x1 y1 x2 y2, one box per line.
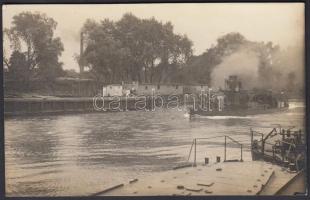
3 3 306 196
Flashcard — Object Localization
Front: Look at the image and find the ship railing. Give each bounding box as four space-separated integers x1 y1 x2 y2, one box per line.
187 135 243 167
250 126 305 171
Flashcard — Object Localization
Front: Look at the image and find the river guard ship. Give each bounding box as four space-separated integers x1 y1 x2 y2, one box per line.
187 75 289 117
91 125 305 196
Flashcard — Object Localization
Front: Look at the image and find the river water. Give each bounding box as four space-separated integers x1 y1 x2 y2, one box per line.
5 101 305 196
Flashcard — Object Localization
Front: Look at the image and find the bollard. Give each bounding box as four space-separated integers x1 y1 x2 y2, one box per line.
289 163 296 171
205 157 209 165
216 156 221 163
284 160 289 168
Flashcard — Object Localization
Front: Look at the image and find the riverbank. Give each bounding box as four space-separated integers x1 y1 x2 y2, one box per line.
4 95 187 117
4 96 304 117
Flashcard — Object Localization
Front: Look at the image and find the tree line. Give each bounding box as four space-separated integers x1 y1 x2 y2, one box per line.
79 13 192 84
3 11 303 94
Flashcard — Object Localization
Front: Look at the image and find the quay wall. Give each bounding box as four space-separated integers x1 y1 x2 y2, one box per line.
4 95 193 117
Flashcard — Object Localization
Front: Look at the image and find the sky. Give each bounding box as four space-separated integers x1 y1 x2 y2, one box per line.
3 3 305 71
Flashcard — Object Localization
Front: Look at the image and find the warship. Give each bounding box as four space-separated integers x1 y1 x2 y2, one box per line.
187 75 289 118
91 125 305 196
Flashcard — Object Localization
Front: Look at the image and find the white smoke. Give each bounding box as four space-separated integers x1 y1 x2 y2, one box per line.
211 44 304 92
211 48 260 90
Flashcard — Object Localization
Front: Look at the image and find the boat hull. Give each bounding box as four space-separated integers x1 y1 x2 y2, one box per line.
189 107 288 117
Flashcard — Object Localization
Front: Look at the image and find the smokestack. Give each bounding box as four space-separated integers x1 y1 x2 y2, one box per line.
79 31 84 75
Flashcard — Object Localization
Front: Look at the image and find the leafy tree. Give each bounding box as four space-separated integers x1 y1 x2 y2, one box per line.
7 51 29 81
115 13 143 82
81 19 130 83
80 13 193 84
5 11 64 83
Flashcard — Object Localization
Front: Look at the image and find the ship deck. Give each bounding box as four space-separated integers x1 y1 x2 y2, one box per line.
93 161 301 196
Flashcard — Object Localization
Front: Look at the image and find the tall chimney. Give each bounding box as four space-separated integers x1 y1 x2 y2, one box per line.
79 31 84 75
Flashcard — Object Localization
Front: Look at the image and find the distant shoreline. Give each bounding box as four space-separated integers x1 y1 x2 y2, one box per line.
4 95 186 117
4 96 304 118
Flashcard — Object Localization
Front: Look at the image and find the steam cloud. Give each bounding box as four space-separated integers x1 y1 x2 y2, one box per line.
211 44 304 92
211 49 260 90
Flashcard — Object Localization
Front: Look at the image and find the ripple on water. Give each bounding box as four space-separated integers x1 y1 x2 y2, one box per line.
4 106 305 196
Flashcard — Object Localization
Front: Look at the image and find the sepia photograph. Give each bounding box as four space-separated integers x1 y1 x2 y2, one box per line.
2 2 307 197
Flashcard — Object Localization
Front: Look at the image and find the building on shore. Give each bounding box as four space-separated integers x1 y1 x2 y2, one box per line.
102 82 209 97
183 85 209 94
104 84 123 97
135 83 183 96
